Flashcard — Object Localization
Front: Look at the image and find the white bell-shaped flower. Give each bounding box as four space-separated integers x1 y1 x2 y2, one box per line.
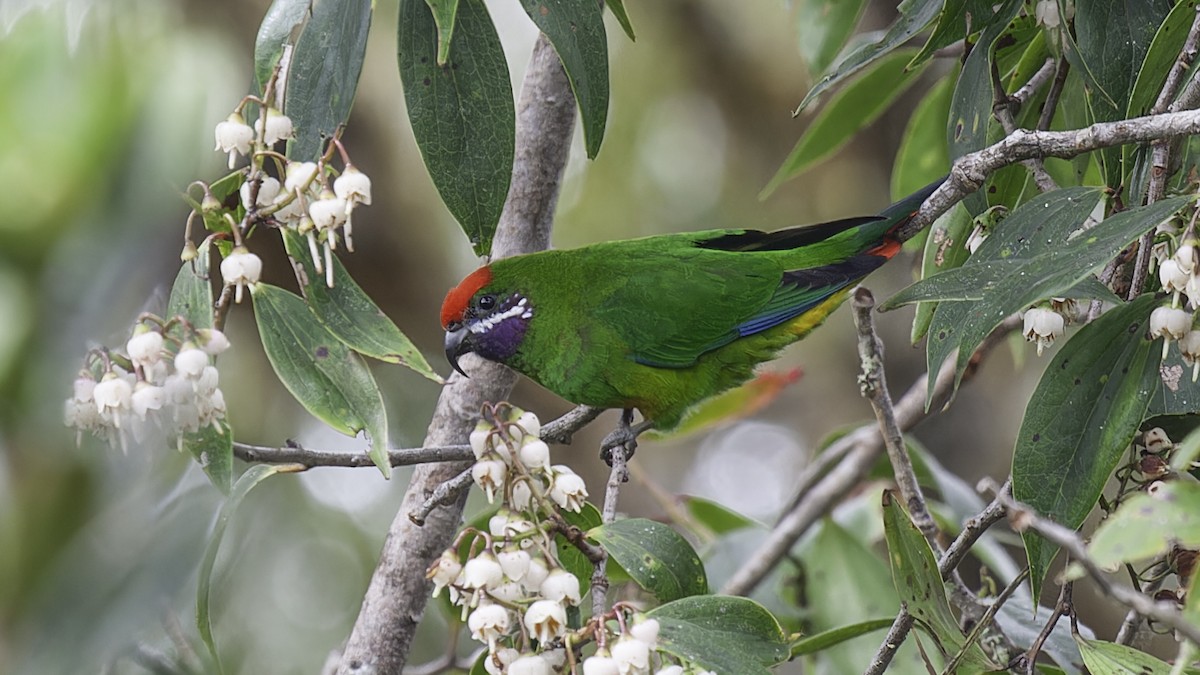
523 599 566 644
220 247 263 303
1022 307 1065 356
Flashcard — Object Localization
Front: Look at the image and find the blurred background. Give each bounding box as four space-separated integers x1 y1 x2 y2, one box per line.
0 0 1057 672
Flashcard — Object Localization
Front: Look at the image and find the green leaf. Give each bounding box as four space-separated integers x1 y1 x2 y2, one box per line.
793 0 869 76
519 0 608 159
1148 344 1200 416
911 202 973 344
284 0 373 161
763 49 927 195
1087 480 1200 571
251 283 391 478
794 0 940 114
186 171 244 237
253 0 309 92
425 0 459 65
891 69 954 202
555 502 602 589
790 618 896 658
605 0 635 41
399 0 513 256
645 369 801 441
882 492 998 671
167 240 215 332
909 0 1004 68
1075 637 1172 675
648 596 789 675
1013 294 1161 594
683 496 760 536
281 229 442 382
182 420 234 495
948 0 1020 163
588 518 707 601
198 463 297 673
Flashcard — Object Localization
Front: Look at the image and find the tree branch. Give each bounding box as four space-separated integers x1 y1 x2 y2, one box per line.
336 34 576 674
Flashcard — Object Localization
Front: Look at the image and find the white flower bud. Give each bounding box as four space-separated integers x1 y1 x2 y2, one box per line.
497 549 531 581
334 165 372 206
1035 0 1060 28
484 647 519 675
262 107 294 145
488 512 509 538
214 113 254 168
73 376 96 403
220 247 263 303
175 348 209 379
508 654 551 675
515 410 541 439
240 176 280 210
519 438 551 471
198 329 231 355
657 666 684 675
1160 258 1189 295
1186 274 1200 310
462 552 504 591
131 382 165 419
1143 427 1173 454
510 479 533 511
611 636 651 675
284 161 320 192
539 569 581 606
466 603 509 643
522 556 549 594
126 330 164 369
1182 331 1200 382
1153 305 1194 360
1022 307 1066 356
489 580 524 603
629 617 660 648
549 466 588 512
1177 243 1197 274
426 550 462 598
472 459 507 503
523 599 567 644
94 374 133 426
309 194 348 230
583 655 620 675
470 422 493 459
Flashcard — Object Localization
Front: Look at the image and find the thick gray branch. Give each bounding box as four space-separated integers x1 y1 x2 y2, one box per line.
336 34 576 674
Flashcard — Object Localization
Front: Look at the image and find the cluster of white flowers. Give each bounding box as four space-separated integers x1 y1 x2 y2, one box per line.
65 321 230 451
1152 235 1200 377
211 99 373 296
429 406 714 674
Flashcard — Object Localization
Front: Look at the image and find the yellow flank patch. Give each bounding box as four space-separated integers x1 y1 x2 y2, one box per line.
784 289 851 338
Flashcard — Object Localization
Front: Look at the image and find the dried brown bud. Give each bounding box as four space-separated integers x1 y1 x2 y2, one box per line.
1138 454 1170 479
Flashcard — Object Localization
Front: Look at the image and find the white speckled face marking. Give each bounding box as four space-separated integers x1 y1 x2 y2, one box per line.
469 295 533 335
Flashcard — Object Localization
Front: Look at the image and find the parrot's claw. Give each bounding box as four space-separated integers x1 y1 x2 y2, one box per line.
600 410 653 466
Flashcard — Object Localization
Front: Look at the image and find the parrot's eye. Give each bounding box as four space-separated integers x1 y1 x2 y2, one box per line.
478 294 497 311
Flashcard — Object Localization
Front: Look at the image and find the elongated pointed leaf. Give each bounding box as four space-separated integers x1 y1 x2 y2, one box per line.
254 0 310 92
168 240 215 331
1014 294 1160 594
948 0 1020 163
795 0 940 114
911 202 972 344
1087 480 1200 571
648 596 789 675
683 496 760 536
399 0 513 256
425 0 460 65
605 0 635 41
282 229 442 382
909 0 999 68
519 0 608 159
892 70 954 201
882 492 998 671
198 464 299 672
1075 637 1172 675
764 49 927 195
284 0 372 161
790 618 896 658
794 0 868 76
251 283 391 478
588 518 707 601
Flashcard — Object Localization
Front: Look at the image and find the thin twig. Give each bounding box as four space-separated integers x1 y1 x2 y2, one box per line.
1024 580 1072 674
408 468 474 526
901 108 1200 242
592 444 628 617
1036 58 1070 133
945 567 1030 675
991 58 1058 192
232 441 473 468
982 478 1200 646
851 288 939 546
1116 575 1165 646
541 405 606 445
864 611 916 675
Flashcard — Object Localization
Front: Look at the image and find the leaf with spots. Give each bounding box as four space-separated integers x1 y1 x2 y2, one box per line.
1147 345 1200 417
882 491 999 672
519 0 608 159
398 0 513 256
1013 294 1160 595
647 595 789 675
588 518 707 601
1086 480 1200 572
283 0 373 161
251 283 391 478
1075 637 1172 675
282 229 442 383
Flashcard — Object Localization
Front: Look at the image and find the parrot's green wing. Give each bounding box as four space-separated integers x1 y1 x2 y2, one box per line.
596 217 889 369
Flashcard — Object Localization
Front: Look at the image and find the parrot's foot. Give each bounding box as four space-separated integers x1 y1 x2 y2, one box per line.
600 409 653 466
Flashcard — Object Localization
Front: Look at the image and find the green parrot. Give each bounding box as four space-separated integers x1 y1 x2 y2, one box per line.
442 179 942 432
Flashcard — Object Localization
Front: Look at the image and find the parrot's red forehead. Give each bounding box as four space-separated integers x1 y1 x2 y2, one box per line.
441 266 493 328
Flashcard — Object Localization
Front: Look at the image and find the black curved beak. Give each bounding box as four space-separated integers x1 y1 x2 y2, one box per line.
444 327 471 377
